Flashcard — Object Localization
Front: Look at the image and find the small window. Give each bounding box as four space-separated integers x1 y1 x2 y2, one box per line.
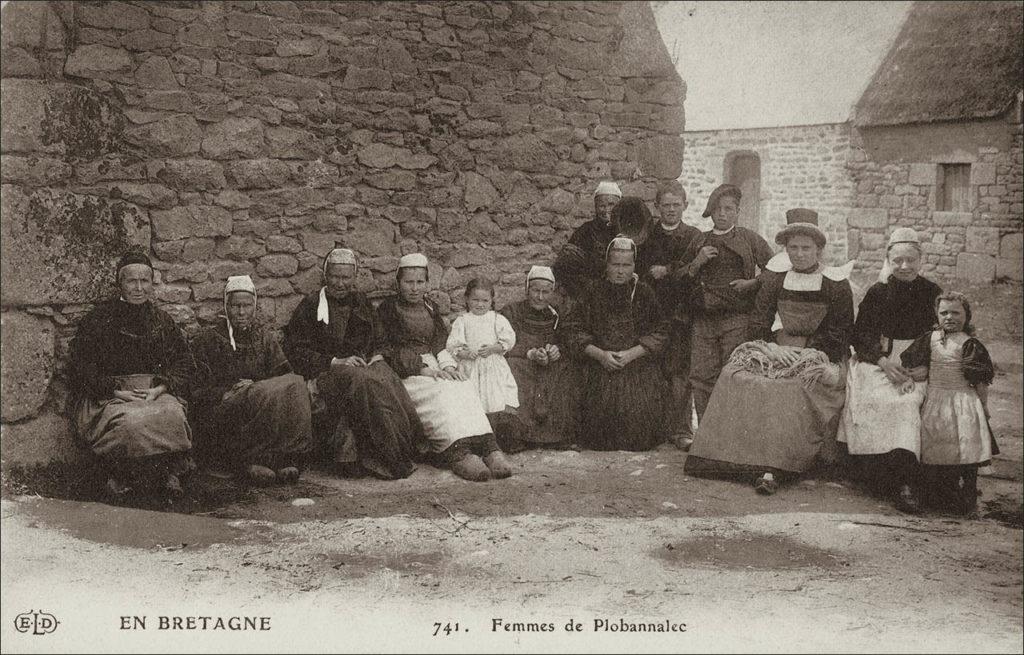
937 163 972 212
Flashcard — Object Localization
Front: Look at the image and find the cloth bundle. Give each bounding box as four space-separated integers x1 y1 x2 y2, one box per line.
729 341 843 388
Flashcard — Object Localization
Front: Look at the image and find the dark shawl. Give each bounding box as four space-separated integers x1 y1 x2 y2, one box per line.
191 321 292 408
376 297 451 379
851 276 942 365
553 217 618 298
562 277 668 356
282 290 386 380
69 299 195 402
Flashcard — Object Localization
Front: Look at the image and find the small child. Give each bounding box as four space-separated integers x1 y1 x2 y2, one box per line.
901 291 998 515
447 278 520 414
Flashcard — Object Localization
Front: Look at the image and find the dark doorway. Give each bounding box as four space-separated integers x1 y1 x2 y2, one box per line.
724 151 761 232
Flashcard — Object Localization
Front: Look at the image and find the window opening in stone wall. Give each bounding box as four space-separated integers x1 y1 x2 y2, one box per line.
937 163 972 212
723 150 761 232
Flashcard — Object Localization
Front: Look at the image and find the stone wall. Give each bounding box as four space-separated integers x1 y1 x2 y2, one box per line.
0 0 684 466
680 123 853 265
848 110 1024 282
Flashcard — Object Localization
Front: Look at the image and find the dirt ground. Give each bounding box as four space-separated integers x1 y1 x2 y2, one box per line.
2 327 1022 652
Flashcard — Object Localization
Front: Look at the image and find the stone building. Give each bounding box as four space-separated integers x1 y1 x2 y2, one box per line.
848 1 1023 281
678 1 1023 281
0 1 684 466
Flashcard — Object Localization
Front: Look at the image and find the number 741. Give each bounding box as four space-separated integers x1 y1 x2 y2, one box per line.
432 622 462 636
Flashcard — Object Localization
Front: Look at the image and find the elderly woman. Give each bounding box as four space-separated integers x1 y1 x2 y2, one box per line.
283 248 428 480
684 209 854 494
563 236 670 451
69 247 195 498
674 184 774 431
499 266 581 449
377 254 514 481
554 180 622 300
191 275 312 485
837 228 941 513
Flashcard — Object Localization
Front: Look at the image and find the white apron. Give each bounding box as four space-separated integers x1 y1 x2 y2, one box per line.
837 338 926 457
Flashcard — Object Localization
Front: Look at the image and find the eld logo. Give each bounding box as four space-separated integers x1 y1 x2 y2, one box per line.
14 610 59 635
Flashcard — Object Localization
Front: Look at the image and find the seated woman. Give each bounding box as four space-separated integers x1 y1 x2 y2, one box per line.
499 266 581 449
191 275 312 485
562 237 670 451
684 209 854 494
837 229 941 513
377 254 514 481
283 248 428 480
69 247 195 498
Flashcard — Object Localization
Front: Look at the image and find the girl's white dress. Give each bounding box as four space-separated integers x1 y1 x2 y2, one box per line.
447 310 520 413
919 331 992 465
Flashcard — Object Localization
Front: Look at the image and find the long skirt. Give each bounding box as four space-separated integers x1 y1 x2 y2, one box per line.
314 362 428 479
211 374 312 470
402 375 494 454
74 374 193 483
579 357 668 451
685 363 846 476
75 374 192 460
506 357 581 444
458 354 520 414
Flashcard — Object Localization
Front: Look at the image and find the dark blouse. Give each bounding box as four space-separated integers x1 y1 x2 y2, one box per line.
69 299 195 402
562 278 668 356
377 297 450 378
748 271 855 363
499 300 562 358
851 276 942 365
283 290 386 380
191 321 292 407
637 222 700 317
554 218 618 298
901 331 995 386
674 227 775 315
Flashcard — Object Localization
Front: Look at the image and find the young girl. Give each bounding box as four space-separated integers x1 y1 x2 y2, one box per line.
447 278 520 415
901 291 998 514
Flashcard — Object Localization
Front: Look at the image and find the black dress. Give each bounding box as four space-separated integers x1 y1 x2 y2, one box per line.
283 290 428 479
191 321 312 471
500 300 581 445
562 277 669 450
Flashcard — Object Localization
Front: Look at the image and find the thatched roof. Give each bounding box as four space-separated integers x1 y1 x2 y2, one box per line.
854 1 1023 127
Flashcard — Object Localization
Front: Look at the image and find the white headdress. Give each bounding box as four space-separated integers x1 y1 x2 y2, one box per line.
318 248 358 325
878 228 922 283
594 181 622 198
526 265 559 329
224 275 256 351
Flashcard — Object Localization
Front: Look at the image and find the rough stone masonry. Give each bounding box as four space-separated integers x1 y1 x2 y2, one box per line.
0 1 685 466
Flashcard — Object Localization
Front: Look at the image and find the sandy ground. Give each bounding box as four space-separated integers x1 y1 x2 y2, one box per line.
2 342 1022 653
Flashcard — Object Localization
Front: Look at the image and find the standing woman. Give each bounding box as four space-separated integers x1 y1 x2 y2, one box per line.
838 228 940 513
563 237 670 451
500 266 581 449
377 254 514 481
